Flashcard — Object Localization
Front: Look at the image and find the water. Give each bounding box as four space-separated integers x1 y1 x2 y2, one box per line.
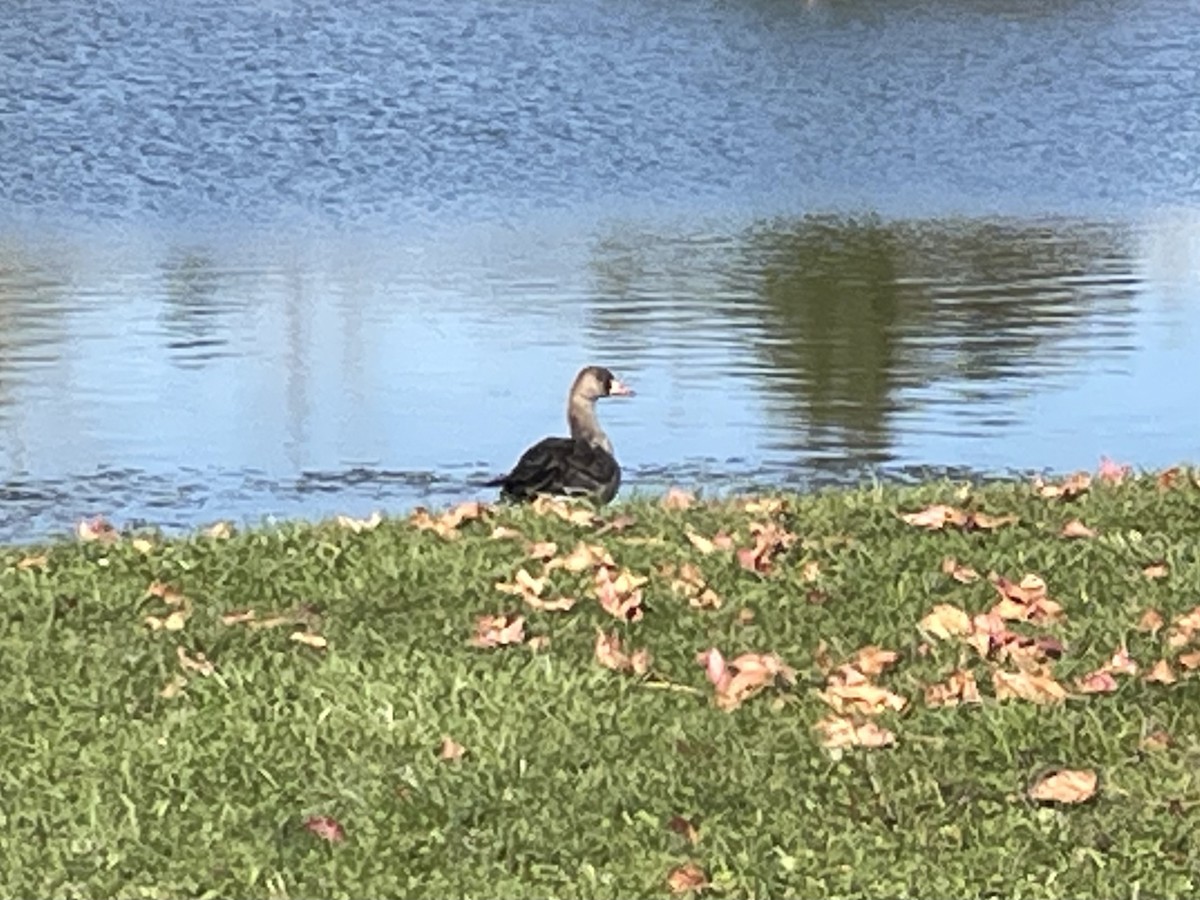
0 0 1198 542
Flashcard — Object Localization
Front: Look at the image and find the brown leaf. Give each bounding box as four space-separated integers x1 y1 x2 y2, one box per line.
1145 659 1178 684
546 541 615 573
220 609 258 626
736 521 797 573
1143 561 1169 580
735 607 755 625
661 487 697 510
992 669 1067 704
923 669 981 707
335 511 383 532
852 645 900 677
438 736 466 761
1141 730 1173 751
1075 670 1118 694
814 715 896 749
1137 608 1164 635
697 648 794 711
594 629 630 672
16 553 49 571
526 541 558 561
800 560 822 582
1166 606 1200 647
1028 768 1098 804
1157 467 1181 489
593 566 646 622
968 511 1019 530
523 594 577 613
470 613 526 649
131 538 155 554
1178 649 1200 671
145 610 190 632
495 567 547 602
1033 471 1092 500
489 525 523 540
941 557 980 583
666 862 709 895
77 516 119 543
1098 456 1131 485
159 674 188 699
303 815 346 843
684 527 732 555
1103 645 1138 676
666 815 699 846
900 504 968 529
919 604 973 640
203 520 234 539
1060 519 1097 539
988 572 1064 623
530 496 596 526
526 634 551 652
738 496 786 516
176 645 215 676
290 630 328 650
819 682 908 716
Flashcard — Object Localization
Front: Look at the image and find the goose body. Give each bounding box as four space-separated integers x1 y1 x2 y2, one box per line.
487 366 633 505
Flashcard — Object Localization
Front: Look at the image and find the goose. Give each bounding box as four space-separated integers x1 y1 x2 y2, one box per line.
486 365 634 504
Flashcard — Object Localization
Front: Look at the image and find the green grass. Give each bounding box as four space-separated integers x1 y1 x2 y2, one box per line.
4 472 1200 899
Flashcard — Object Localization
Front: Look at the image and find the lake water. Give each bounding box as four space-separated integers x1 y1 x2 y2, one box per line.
1 0 1198 542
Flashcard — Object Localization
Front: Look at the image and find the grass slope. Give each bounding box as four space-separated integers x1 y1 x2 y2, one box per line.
3 473 1200 899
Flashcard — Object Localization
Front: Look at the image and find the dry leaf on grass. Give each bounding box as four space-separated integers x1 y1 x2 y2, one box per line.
1142 561 1169 580
176 645 215 676
684 527 734 555
1104 645 1138 676
335 511 383 532
666 815 699 845
530 496 596 526
1157 467 1181 489
77 516 119 543
1028 768 1098 804
495 568 547 601
1137 609 1164 635
800 560 822 582
899 505 1017 531
670 563 722 610
203 520 234 539
988 572 1065 623
1177 649 1200 671
1098 456 1131 485
851 645 900 677
15 554 49 571
526 541 558 561
470 613 526 649
438 736 466 761
159 674 188 699
1060 519 1097 538
594 630 652 675
923 670 981 707
489 525 523 540
1033 471 1092 500
410 501 487 540
820 682 908 716
992 669 1067 704
919 604 973 640
220 609 257 625
1141 730 1172 751
814 715 896 750
736 521 797 574
1075 670 1119 694
1144 659 1177 684
290 630 328 650
661 487 697 510
941 557 980 583
738 496 787 516
1166 606 1200 647
697 647 794 711
545 541 614 573
593 566 647 622
303 815 346 843
666 862 709 895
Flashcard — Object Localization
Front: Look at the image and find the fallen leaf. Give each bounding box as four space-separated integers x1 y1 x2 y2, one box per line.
290 630 328 650
530 496 596 526
203 521 234 539
923 669 981 707
666 862 709 895
666 815 699 846
736 520 797 573
1143 561 1169 580
814 715 896 749
495 567 547 602
526 634 551 651
969 511 1019 530
159 674 188 699
303 815 345 843
489 525 523 540
1103 645 1139 676
336 511 383 532
594 513 638 535
77 516 119 543
1033 471 1092 500
15 553 48 571
819 682 908 716
684 527 733 555
941 557 980 583
661 487 697 510
176 645 215 676
1166 606 1200 647
899 504 968 529
852 645 901 677
1060 519 1097 539
738 496 786 516
988 572 1064 623
1028 769 1098 804
1141 730 1172 751
671 563 722 610
470 613 526 649
131 538 155 554
697 648 794 711
1137 608 1164 635
1145 659 1177 684
1157 467 1181 489
919 604 973 640
593 566 647 622
1098 456 1131 485
1075 670 1119 694
438 736 466 761
992 669 1067 704
147 581 188 605
800 560 822 582
1178 649 1200 671
735 607 755 625
525 594 577 612
220 609 257 625
546 541 614 573
526 540 558 561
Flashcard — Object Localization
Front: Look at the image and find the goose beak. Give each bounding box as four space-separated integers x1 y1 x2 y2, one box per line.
609 378 635 397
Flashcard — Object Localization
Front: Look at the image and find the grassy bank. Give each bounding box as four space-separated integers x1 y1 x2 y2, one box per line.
4 468 1200 898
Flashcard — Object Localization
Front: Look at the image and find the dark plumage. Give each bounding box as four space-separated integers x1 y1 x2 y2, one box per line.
487 365 634 505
